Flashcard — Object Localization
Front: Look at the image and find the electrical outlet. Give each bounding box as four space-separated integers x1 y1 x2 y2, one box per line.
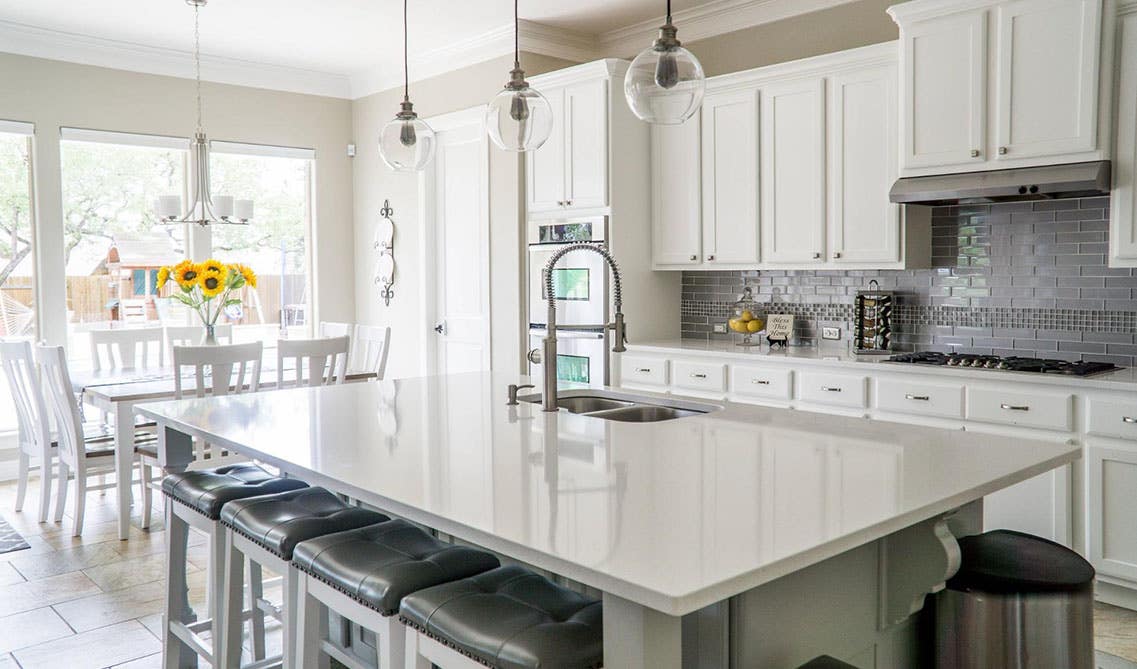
821 326 841 341
713 323 728 334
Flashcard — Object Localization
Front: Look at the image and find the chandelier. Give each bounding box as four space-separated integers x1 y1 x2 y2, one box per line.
157 0 253 226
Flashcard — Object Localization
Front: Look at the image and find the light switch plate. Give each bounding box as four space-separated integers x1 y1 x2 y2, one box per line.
713 323 728 334
821 326 841 340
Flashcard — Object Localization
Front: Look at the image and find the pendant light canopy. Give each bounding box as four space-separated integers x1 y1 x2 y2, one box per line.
485 0 553 152
624 0 706 125
379 0 436 172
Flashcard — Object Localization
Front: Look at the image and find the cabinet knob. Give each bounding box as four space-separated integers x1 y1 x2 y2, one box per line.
565 200 572 206
1123 416 1136 424
970 149 980 158
689 255 698 261
556 201 564 206
832 252 842 259
1000 403 1029 411
812 252 821 259
998 146 1008 155
707 254 716 261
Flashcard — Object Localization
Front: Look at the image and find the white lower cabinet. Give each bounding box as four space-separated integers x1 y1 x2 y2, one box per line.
797 371 868 408
672 360 727 395
875 377 964 418
730 365 793 402
1086 396 1137 440
1088 440 1137 583
618 355 669 387
966 387 1073 431
983 464 1071 545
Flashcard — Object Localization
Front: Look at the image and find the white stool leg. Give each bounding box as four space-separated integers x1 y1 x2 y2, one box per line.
248 559 266 661
282 565 299 669
163 505 197 669
404 630 431 669
220 531 247 668
296 574 331 669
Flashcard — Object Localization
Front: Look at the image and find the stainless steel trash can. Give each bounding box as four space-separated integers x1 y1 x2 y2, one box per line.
935 530 1096 669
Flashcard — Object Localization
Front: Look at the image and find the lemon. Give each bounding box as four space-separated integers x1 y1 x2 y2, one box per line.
747 319 764 333
739 310 755 321
728 318 747 333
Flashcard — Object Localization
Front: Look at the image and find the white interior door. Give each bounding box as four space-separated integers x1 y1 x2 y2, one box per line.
423 109 491 376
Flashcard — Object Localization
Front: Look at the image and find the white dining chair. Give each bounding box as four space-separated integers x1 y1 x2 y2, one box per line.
277 336 350 388
1 340 58 523
36 345 154 536
354 324 392 379
89 326 165 371
165 324 234 354
318 321 354 339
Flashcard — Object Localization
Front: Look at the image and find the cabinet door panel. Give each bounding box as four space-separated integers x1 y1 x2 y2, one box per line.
901 11 987 169
652 114 702 265
1088 442 1137 581
830 65 901 264
701 91 760 265
565 80 608 210
527 87 566 213
1113 10 1137 266
994 0 1100 160
761 78 826 265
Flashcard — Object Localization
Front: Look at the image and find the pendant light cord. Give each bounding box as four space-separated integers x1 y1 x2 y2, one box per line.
403 0 410 102
194 2 203 134
666 0 672 24
513 0 520 70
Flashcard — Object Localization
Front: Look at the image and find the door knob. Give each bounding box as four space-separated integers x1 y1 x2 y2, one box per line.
433 323 445 334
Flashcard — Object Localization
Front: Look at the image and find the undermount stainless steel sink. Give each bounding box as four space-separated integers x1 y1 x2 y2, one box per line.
520 390 717 422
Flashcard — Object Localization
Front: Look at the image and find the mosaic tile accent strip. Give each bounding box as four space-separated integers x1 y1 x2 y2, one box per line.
680 198 1137 367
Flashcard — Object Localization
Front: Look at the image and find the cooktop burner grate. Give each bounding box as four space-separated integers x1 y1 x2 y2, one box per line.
887 352 1121 376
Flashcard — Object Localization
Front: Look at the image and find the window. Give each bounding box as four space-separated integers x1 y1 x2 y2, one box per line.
208 142 314 340
0 120 34 439
60 129 188 367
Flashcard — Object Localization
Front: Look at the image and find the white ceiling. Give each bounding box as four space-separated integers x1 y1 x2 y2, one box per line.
0 0 860 99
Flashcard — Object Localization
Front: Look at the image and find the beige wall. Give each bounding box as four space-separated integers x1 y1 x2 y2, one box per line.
351 52 576 379
686 0 900 76
0 52 355 344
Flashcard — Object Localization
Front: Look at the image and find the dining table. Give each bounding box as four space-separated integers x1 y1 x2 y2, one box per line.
72 364 376 541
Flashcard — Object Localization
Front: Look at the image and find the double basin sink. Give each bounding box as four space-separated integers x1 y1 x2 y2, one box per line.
520 389 719 423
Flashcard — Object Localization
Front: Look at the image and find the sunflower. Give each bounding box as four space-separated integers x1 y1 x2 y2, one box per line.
198 271 226 299
199 258 226 276
156 266 170 290
234 263 257 289
173 260 200 289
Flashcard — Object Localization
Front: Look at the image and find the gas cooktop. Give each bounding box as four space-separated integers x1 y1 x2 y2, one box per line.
887 352 1122 376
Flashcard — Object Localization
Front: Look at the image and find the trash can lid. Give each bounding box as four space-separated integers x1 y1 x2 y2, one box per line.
947 530 1095 594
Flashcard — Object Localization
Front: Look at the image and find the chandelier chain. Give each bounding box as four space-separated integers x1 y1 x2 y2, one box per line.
194 2 203 133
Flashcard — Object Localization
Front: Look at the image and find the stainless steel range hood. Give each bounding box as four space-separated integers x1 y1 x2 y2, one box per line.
889 160 1111 206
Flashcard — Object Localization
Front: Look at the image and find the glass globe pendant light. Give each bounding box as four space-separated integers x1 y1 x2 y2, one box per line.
624 0 706 125
485 0 553 152
379 0 435 172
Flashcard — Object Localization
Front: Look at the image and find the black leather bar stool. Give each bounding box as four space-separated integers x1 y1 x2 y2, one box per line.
399 564 603 669
161 464 309 668
292 518 501 668
218 487 389 669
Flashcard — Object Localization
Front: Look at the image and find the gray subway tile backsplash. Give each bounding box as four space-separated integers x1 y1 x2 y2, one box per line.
679 198 1137 367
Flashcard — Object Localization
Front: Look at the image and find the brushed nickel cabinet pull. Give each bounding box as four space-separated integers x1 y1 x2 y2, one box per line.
905 394 930 401
691 373 707 379
970 149 980 158
752 379 771 385
636 368 652 373
1000 403 1029 411
1123 416 1137 424
998 146 1008 155
689 255 698 261
812 252 822 259
833 252 842 259
822 386 842 392
707 254 716 261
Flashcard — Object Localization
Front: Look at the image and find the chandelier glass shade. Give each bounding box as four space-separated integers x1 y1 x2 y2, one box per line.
379 0 436 172
624 0 706 125
485 0 553 152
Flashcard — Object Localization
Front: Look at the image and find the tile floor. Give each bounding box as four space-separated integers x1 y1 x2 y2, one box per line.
0 478 1133 668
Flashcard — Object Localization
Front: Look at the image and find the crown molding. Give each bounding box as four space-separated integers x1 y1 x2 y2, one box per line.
0 19 353 99
599 0 865 57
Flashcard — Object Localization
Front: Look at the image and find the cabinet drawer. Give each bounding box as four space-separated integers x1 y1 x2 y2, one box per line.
673 360 726 393
967 387 1072 431
1087 397 1137 441
620 356 669 387
730 365 793 400
876 378 964 419
798 372 867 408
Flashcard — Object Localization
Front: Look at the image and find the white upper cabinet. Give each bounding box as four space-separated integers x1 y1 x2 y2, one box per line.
829 63 902 265
1112 4 1137 267
994 0 1101 160
899 10 987 169
526 79 609 215
761 78 826 265
700 90 761 266
651 113 703 265
890 0 1104 176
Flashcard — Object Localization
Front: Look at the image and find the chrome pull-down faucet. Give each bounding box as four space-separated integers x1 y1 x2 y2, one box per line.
541 243 626 412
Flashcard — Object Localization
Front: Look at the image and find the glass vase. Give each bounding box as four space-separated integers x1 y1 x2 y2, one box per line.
200 324 218 346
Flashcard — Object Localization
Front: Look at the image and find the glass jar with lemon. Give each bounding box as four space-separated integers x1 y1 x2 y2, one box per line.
727 287 765 346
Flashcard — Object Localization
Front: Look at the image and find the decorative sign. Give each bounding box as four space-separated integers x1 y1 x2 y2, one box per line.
766 314 794 348
374 200 396 306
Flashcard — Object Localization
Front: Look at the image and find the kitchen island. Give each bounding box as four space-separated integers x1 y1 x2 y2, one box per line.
138 372 1080 668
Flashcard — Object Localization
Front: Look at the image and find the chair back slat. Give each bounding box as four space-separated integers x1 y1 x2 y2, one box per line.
172 342 264 399
36 345 86 471
89 327 165 371
0 341 52 460
354 325 391 379
277 336 349 388
164 325 234 359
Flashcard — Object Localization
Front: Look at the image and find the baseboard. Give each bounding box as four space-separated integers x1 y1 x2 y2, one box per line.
1097 580 1137 612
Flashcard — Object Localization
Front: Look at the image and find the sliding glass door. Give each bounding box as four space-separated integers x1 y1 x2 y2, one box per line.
0 122 35 441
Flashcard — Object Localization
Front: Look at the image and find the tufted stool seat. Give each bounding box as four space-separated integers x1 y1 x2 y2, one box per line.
159 464 309 669
292 519 502 667
218 486 389 668
399 564 603 669
163 463 309 519
220 486 388 560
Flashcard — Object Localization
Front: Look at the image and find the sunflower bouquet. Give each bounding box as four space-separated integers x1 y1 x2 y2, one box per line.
156 259 257 334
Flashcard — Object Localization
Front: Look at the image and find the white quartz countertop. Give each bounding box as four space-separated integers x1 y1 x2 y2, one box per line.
627 339 1137 391
138 372 1079 616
